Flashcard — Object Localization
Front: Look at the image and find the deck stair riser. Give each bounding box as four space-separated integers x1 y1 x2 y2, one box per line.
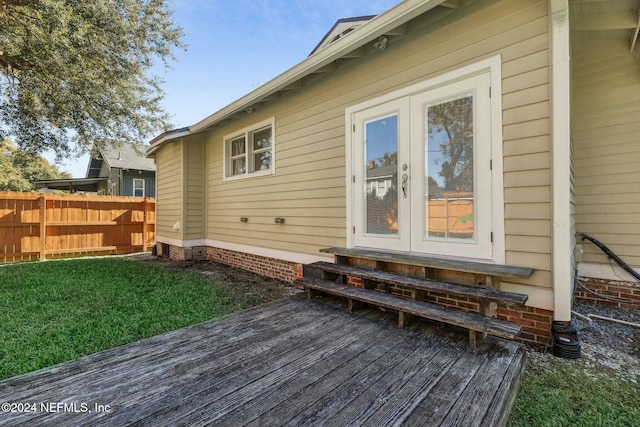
305 261 528 307
296 277 522 341
299 251 532 347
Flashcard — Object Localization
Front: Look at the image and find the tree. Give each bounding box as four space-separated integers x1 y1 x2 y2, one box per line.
428 96 474 192
0 0 185 159
0 139 71 191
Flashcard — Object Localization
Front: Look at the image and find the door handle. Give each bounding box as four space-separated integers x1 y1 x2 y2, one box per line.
401 174 408 198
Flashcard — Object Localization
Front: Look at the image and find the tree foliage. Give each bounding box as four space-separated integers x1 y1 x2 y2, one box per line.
428 96 474 192
0 139 71 191
0 0 185 159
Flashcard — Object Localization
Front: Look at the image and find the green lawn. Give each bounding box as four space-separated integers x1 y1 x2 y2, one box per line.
507 351 640 427
0 257 256 381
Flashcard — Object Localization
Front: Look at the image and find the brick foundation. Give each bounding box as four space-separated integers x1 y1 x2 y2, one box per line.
155 243 303 283
207 247 303 284
574 276 640 311
164 245 208 261
497 305 553 348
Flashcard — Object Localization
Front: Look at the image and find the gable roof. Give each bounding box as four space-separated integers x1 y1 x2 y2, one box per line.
90 142 155 177
366 164 397 179
148 0 451 155
309 15 376 56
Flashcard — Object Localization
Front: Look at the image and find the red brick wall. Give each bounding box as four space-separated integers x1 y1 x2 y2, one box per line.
207 247 303 284
167 245 208 261
574 277 640 311
347 276 364 288
497 305 553 348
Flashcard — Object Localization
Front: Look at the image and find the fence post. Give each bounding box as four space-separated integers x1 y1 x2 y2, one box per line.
444 194 449 238
142 198 148 252
39 195 46 261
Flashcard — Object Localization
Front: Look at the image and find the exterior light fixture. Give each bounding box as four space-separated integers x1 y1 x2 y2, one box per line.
373 36 388 51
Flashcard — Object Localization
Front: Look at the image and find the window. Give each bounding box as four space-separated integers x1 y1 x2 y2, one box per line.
224 118 275 179
133 178 145 197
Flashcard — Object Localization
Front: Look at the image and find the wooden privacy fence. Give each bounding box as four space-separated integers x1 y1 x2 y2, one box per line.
427 193 474 238
0 192 155 263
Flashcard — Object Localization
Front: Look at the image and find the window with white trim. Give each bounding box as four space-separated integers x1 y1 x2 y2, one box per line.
224 118 275 179
133 178 145 197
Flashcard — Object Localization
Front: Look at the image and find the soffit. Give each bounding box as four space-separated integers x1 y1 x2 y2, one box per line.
570 0 640 55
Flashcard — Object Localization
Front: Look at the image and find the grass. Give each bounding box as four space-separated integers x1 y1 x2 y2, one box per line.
507 352 640 427
0 257 260 381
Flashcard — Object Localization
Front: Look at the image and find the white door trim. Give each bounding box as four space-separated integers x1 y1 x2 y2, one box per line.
345 56 504 263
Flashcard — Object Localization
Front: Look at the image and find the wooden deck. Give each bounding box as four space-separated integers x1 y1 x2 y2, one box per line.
0 296 526 427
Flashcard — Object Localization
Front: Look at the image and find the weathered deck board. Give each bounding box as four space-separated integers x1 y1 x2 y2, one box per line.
307 261 529 306
299 277 522 339
320 247 534 279
0 296 525 427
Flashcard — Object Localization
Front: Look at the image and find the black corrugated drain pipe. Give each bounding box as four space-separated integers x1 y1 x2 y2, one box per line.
550 262 581 358
551 320 581 359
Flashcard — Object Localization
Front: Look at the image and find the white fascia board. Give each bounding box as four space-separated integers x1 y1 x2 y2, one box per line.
188 0 448 134
147 128 191 156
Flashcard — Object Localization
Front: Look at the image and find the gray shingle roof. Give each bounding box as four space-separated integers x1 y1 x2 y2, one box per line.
99 142 155 172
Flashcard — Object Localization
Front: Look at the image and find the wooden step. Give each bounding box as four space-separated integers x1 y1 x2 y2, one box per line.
296 277 523 342
307 261 528 307
319 247 534 279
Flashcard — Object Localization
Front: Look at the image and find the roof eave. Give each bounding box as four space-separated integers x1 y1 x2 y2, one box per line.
188 0 447 134
147 127 191 156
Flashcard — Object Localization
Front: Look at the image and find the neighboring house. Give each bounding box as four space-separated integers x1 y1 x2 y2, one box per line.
148 0 640 346
36 142 156 197
365 163 396 199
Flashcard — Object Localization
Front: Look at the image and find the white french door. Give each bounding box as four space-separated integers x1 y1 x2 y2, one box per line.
350 69 499 261
353 99 410 251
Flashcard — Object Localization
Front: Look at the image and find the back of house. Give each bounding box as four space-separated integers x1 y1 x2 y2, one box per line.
148 0 640 346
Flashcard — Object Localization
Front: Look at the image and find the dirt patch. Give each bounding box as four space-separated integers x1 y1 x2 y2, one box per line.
130 253 302 305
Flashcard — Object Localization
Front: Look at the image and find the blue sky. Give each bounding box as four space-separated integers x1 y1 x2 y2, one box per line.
54 0 401 177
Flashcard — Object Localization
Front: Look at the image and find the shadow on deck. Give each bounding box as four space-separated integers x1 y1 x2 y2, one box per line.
0 295 526 426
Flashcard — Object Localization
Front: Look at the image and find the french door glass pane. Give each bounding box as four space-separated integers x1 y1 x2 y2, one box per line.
365 114 398 235
425 94 475 240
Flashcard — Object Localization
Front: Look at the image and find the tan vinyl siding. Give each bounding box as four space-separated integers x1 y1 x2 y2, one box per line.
185 137 206 240
155 141 183 238
198 0 551 287
573 52 640 269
